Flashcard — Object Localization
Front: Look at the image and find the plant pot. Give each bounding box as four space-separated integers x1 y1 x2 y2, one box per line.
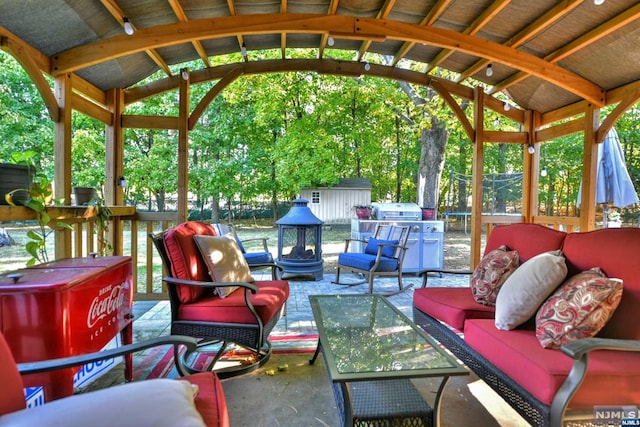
355 207 371 220
74 187 97 205
0 163 34 205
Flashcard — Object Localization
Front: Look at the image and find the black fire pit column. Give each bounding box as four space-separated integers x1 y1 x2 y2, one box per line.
276 198 324 280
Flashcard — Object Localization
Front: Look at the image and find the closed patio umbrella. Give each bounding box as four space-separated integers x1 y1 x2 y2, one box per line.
577 127 639 226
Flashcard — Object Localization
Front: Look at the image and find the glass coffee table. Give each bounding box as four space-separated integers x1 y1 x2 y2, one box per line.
309 294 468 427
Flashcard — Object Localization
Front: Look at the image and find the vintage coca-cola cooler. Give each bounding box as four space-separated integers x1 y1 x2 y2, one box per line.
0 255 133 402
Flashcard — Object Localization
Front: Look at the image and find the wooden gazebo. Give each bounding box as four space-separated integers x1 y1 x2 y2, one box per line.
2 1 640 272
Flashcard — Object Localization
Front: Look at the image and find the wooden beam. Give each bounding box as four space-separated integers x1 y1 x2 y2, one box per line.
357 0 397 61
189 67 243 129
459 0 581 83
168 0 212 67
597 85 640 143
391 0 452 66
122 115 180 129
579 105 599 231
177 73 190 223
536 118 585 142
426 0 510 74
50 14 604 105
430 80 474 141
491 3 640 96
483 130 527 144
71 93 113 125
54 74 73 259
470 87 485 269
1 36 58 122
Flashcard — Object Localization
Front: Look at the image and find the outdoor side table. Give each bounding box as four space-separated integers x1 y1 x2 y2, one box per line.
309 294 468 427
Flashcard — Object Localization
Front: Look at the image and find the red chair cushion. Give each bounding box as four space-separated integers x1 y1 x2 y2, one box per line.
178 280 290 325
484 223 566 263
163 222 218 303
413 287 495 331
182 372 229 427
464 319 640 407
0 332 27 416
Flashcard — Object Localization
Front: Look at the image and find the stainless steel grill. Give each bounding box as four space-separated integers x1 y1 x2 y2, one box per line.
352 203 444 273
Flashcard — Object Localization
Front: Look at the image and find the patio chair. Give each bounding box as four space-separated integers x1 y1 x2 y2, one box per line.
0 332 228 426
212 223 279 279
334 224 412 296
150 221 290 378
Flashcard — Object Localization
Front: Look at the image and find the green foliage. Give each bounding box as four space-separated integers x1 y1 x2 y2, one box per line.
6 151 73 266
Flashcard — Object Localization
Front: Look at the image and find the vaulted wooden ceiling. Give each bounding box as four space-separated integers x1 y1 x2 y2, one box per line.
2 0 640 117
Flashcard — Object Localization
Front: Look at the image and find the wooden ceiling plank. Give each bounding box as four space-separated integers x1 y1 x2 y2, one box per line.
457 0 581 82
391 0 452 66
490 3 640 96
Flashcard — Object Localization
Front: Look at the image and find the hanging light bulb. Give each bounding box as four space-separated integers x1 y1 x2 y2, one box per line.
541 167 548 177
327 36 335 47
503 101 510 111
364 62 371 71
527 144 535 154
123 17 134 36
241 43 248 57
485 64 494 77
493 118 499 128
181 68 189 80
594 0 605 5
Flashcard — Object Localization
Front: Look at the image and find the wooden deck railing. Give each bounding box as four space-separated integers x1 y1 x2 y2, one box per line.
0 206 178 301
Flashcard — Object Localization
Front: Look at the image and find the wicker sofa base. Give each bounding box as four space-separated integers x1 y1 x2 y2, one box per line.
413 307 550 426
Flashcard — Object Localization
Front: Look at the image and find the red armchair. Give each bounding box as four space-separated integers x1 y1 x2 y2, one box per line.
150 221 290 378
0 332 228 426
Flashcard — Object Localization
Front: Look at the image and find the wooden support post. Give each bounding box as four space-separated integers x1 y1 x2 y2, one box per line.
579 105 599 231
106 88 125 254
522 110 539 223
54 74 73 259
177 70 190 224
470 87 485 269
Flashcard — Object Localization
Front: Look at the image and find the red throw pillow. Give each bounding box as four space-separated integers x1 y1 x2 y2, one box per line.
470 245 519 306
535 268 623 349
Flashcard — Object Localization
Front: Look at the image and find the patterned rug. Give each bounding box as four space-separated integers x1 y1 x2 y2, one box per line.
135 334 318 380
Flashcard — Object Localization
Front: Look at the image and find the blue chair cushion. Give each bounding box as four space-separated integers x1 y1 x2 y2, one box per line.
364 238 399 258
338 253 399 272
243 251 274 265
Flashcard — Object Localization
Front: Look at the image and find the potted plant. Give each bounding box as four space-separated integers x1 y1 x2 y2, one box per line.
4 152 73 266
87 190 113 256
354 205 372 220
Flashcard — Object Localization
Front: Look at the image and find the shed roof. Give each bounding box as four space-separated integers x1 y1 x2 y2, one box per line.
2 1 639 114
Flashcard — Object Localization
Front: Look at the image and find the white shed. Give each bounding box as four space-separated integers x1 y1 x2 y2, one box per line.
300 178 372 224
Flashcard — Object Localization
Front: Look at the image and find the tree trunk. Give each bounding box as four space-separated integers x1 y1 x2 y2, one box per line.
417 116 448 209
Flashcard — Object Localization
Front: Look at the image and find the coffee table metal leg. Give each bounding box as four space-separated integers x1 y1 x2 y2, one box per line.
433 376 451 427
309 340 322 365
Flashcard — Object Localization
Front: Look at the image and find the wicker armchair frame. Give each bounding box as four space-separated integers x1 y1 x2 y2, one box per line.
150 231 286 379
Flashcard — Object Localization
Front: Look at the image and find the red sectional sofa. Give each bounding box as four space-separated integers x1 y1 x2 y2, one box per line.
413 223 640 427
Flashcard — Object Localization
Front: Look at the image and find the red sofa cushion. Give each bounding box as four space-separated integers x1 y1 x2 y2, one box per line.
485 223 566 263
413 287 495 331
179 280 290 325
163 222 218 303
464 319 640 407
182 372 229 427
562 228 640 340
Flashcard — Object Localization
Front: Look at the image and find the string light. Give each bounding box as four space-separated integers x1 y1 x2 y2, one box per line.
241 43 247 57
181 68 189 80
327 36 335 47
364 62 371 71
485 64 493 77
594 0 605 5
503 101 510 111
541 167 548 177
527 144 535 154
123 17 134 35
494 118 499 128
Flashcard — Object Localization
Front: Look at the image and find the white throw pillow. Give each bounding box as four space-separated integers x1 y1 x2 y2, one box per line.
0 379 205 427
194 234 253 298
495 250 567 330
